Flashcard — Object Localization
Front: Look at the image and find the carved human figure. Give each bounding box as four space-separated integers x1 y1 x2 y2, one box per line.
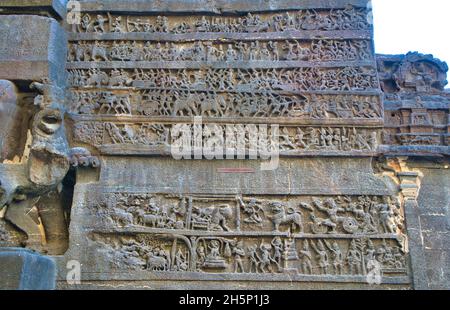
247 244 260 273
111 16 124 33
231 240 245 273
196 244 206 269
173 249 187 271
324 240 344 275
235 42 248 61
238 197 264 224
378 197 397 234
225 44 237 61
93 15 108 33
271 237 283 269
299 240 313 274
258 242 275 273
311 240 330 275
312 198 346 234
347 240 362 275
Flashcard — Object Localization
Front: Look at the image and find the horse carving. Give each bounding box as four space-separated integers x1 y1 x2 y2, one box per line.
172 93 197 116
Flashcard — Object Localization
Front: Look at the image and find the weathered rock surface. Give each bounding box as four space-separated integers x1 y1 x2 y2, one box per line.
0 15 67 86
0 0 448 290
0 247 56 290
0 0 67 19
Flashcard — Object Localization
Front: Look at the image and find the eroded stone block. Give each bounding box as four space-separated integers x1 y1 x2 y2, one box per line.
0 15 67 86
0 0 67 20
0 247 56 290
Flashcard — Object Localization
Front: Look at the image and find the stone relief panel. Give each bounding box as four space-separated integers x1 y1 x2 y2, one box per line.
68 90 382 120
71 192 408 282
72 122 379 155
70 8 372 35
90 233 407 278
61 1 411 288
86 194 406 238
68 39 373 64
68 67 380 92
66 5 382 133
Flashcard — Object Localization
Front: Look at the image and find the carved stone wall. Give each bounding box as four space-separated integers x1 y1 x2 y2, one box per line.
0 0 448 290
54 0 414 290
377 52 450 289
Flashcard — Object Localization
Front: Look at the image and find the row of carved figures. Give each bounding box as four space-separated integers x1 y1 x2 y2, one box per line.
73 7 371 34
74 122 379 153
96 235 405 276
91 195 401 236
68 39 372 63
68 67 379 91
69 90 381 119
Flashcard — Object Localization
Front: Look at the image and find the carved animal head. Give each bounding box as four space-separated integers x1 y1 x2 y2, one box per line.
35 109 63 136
324 198 336 208
27 80 70 188
299 202 312 211
218 204 233 218
270 202 285 214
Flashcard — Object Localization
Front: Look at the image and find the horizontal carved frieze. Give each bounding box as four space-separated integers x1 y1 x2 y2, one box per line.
74 0 371 15
67 39 373 64
79 192 407 280
68 67 380 92
89 232 407 280
70 8 372 35
72 121 380 155
68 90 382 122
396 133 445 146
86 193 405 237
69 30 373 43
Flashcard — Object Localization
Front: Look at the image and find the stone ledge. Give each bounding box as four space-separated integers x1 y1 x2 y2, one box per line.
0 0 67 20
77 0 370 13
380 145 450 158
0 15 67 86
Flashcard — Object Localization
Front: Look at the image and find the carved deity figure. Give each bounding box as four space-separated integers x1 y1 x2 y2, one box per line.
378 197 398 234
258 242 275 273
271 237 283 269
93 15 108 33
